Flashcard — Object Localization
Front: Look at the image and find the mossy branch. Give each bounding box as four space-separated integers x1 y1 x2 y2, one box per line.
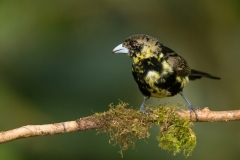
0 101 240 157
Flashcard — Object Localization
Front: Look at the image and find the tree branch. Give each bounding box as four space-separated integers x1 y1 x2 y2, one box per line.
1 106 240 144
177 107 240 122
0 116 100 143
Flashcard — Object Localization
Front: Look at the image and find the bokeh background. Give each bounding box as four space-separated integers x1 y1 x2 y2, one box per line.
0 1 240 160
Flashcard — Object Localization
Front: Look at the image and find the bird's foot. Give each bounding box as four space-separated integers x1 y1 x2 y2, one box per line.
140 106 152 116
188 105 199 121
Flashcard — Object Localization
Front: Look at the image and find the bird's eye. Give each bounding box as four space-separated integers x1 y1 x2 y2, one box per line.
131 42 140 49
132 43 136 48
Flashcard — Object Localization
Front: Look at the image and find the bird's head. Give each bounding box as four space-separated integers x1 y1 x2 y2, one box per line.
112 34 163 62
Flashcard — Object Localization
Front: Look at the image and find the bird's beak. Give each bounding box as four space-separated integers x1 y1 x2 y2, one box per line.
112 44 129 54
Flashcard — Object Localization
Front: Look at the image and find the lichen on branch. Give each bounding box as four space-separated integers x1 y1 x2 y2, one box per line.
94 101 196 157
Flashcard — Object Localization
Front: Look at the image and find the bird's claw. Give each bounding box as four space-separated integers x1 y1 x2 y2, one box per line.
140 107 152 116
188 105 199 121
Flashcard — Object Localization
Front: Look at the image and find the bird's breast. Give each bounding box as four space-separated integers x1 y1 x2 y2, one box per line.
144 70 172 98
132 59 189 98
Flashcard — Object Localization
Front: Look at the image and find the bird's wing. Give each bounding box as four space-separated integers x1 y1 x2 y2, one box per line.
163 50 191 77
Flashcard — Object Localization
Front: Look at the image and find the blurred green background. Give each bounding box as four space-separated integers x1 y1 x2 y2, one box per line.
0 0 240 159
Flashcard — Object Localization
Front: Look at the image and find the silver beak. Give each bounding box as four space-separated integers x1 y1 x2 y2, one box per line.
112 44 129 54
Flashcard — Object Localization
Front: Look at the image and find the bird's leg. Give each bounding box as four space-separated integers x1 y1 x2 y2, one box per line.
179 92 198 121
140 97 151 115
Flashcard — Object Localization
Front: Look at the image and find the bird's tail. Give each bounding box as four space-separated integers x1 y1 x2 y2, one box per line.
189 69 221 80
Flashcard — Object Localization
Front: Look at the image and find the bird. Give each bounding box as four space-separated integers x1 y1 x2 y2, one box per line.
112 34 220 119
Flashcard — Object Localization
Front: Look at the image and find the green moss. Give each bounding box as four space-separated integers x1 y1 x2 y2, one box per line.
94 100 196 157
155 105 196 157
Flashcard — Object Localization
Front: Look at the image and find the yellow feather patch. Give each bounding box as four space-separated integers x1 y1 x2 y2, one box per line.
133 47 158 63
144 71 171 98
176 76 189 87
151 90 171 98
161 60 174 76
145 71 161 86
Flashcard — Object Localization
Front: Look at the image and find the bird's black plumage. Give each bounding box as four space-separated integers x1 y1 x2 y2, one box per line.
113 34 220 119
